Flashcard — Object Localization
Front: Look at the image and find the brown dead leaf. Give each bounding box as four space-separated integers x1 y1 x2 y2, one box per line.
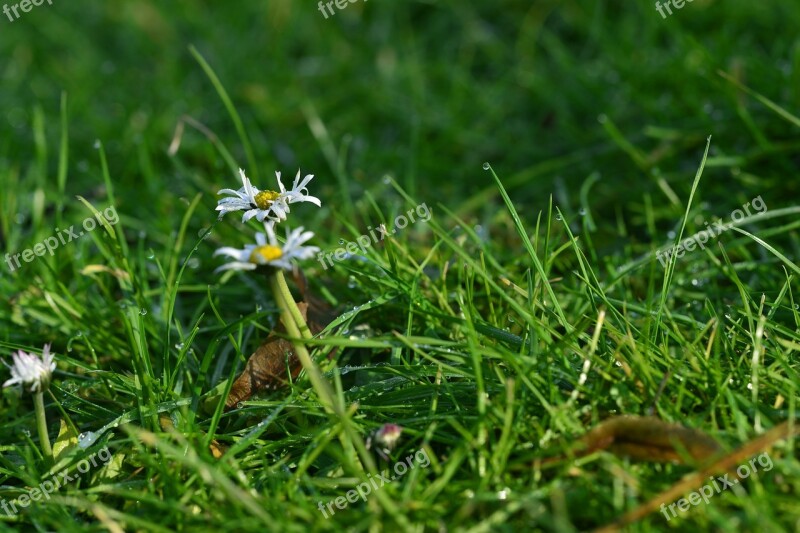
593 420 798 532
225 303 308 410
576 416 723 465
224 269 337 409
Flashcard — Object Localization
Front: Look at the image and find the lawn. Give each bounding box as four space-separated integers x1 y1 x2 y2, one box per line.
1 1 799 531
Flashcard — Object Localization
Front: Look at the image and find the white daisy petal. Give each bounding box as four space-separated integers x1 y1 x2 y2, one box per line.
214 225 319 273
297 194 322 207
214 262 257 273
240 169 255 200
295 171 315 192
265 224 279 246
241 209 260 223
216 167 321 222
2 345 56 393
276 171 287 194
213 247 246 259
217 188 246 197
256 210 272 222
216 197 249 206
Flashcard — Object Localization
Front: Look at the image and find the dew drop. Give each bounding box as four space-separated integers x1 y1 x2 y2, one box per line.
236 402 244 410
78 431 99 448
579 208 587 216
382 176 392 184
482 162 490 171
93 139 101 149
140 308 148 315
175 342 185 350
691 279 699 286
338 239 345 245
555 214 562 221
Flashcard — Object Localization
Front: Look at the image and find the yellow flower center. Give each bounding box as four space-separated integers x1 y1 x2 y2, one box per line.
254 190 281 210
249 245 283 264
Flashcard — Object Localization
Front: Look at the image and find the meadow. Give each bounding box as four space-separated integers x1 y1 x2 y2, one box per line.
1 1 799 531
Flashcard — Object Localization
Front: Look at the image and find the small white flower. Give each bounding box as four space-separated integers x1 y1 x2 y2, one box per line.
3 344 56 393
216 168 321 224
214 225 320 273
366 423 403 461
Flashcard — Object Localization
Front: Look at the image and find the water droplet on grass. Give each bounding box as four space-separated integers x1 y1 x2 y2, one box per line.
482 162 490 170
78 431 99 448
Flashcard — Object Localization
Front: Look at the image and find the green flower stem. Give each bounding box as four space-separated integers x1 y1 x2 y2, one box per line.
273 269 313 340
266 273 379 469
267 271 338 413
33 391 53 461
266 270 409 526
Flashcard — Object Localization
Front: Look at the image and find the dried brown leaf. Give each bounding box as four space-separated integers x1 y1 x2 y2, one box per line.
224 270 336 409
593 420 798 532
225 303 307 409
577 415 723 465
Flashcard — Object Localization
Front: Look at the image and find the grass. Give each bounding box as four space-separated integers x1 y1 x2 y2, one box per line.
1 1 800 531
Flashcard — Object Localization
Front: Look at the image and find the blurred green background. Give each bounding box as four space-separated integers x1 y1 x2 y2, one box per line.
2 0 798 232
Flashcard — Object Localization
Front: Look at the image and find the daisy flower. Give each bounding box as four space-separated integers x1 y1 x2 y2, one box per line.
214 225 320 272
366 423 403 460
3 344 56 393
216 168 321 224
